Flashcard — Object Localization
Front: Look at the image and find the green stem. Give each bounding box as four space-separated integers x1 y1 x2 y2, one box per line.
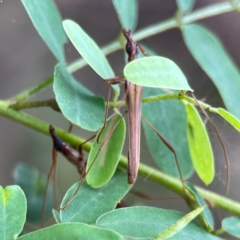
0 100 89 150
8 2 238 102
9 76 53 103
9 93 215 113
1 100 240 216
1 91 190 111
134 2 236 41
108 93 217 112
213 228 225 236
68 1 238 74
119 158 240 216
10 99 59 111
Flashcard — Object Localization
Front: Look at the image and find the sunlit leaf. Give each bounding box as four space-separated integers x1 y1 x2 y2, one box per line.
222 217 240 238
124 56 193 91
217 108 240 132
0 185 26 239
60 170 131 224
97 206 222 239
54 64 105 131
62 19 119 95
185 182 214 231
112 0 138 31
18 223 124 240
182 24 240 119
142 88 193 179
21 0 66 63
13 163 53 223
185 103 214 185
155 206 205 239
87 114 126 187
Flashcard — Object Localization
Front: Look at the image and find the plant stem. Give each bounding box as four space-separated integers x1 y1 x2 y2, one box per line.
119 157 240 216
0 100 90 150
68 1 238 73
9 76 53 103
7 93 215 113
8 2 238 102
213 228 225 236
108 93 217 112
10 99 59 111
1 100 240 216
134 2 237 41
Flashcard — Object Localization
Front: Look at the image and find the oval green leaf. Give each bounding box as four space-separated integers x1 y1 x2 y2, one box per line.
63 19 114 79
0 185 27 240
124 56 192 91
222 216 240 238
185 103 214 185
13 163 53 224
97 206 222 239
63 19 119 95
60 170 131 224
185 182 214 231
142 88 193 179
86 114 126 187
155 206 205 239
21 0 66 63
54 64 105 131
112 0 138 31
182 24 240 119
17 223 124 240
217 108 240 132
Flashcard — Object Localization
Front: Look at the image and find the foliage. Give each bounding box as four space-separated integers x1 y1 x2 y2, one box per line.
1 0 240 239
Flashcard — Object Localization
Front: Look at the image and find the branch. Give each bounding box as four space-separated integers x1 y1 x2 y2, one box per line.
0 101 240 216
108 92 218 113
9 76 53 103
7 92 217 115
10 99 59 111
8 2 238 102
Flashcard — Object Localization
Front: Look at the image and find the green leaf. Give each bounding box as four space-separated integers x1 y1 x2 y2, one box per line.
140 46 192 179
182 24 240 119
97 206 222 239
124 56 193 91
142 88 193 179
86 114 126 187
138 45 193 179
222 216 240 238
185 103 214 185
62 19 119 95
112 0 138 31
60 170 131 224
21 0 66 63
13 163 53 223
185 182 214 231
176 0 195 13
18 223 124 240
155 206 205 239
52 209 61 224
54 64 105 131
0 185 26 239
217 108 240 132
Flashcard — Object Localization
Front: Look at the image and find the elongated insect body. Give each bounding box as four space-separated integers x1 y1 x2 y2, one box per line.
125 81 142 184
122 29 146 184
